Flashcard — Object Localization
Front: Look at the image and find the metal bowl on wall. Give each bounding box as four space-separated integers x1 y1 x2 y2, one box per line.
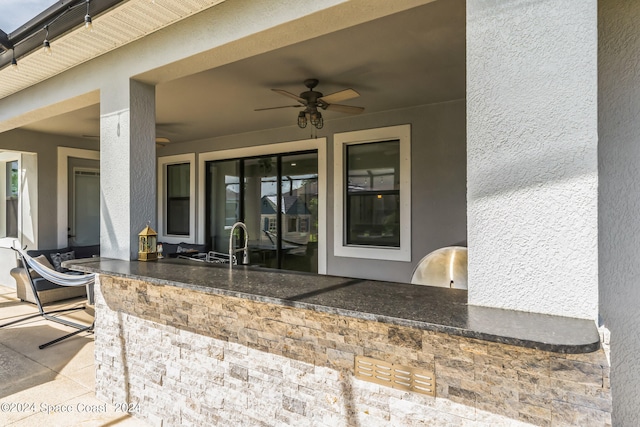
410 246 468 289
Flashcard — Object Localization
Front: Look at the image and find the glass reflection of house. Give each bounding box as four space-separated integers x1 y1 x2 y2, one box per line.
260 180 318 255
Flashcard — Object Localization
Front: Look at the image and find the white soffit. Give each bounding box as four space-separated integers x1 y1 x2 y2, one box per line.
0 0 226 100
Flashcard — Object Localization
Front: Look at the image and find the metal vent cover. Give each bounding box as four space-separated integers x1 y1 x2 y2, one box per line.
354 356 435 397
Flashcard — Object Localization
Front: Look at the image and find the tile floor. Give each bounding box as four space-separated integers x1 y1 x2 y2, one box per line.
0 284 149 426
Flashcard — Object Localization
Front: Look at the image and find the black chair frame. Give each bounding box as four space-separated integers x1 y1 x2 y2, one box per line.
0 248 94 349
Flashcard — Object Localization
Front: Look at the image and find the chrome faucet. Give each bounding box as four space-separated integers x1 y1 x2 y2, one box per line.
229 222 249 266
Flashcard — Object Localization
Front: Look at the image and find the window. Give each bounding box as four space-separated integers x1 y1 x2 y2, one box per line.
158 154 196 243
288 217 298 233
334 125 411 261
346 141 400 247
166 163 190 235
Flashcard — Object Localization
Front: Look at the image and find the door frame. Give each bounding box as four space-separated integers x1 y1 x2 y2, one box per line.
57 147 100 248
198 138 327 274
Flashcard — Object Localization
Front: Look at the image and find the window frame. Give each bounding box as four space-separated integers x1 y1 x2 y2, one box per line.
333 125 411 262
158 154 196 243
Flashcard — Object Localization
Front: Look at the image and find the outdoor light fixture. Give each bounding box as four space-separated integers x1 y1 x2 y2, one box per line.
43 39 51 55
85 0 93 31
3 0 101 71
43 27 52 55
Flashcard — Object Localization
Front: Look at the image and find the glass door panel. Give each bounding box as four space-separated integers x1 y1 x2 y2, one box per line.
206 159 240 254
281 152 318 273
244 156 278 268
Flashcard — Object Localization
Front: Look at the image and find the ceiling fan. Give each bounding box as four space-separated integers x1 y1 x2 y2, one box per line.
255 79 365 129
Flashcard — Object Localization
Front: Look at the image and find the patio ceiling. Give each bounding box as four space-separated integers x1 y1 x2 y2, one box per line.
0 0 226 99
20 0 465 144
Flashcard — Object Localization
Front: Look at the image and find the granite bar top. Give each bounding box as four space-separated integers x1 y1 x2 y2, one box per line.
67 257 601 354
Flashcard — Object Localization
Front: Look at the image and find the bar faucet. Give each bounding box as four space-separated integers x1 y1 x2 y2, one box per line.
229 222 249 266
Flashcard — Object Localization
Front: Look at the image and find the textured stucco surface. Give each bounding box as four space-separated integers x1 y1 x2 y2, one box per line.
598 0 640 423
100 80 156 260
467 0 599 320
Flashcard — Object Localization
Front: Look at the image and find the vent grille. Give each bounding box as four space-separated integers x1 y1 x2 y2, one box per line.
354 356 435 397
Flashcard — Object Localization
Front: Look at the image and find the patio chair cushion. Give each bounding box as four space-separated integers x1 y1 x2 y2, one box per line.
27 247 72 266
50 251 76 272
177 242 207 253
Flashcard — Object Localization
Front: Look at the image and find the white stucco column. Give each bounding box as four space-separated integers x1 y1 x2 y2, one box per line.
466 0 598 319
100 79 156 260
599 1 640 423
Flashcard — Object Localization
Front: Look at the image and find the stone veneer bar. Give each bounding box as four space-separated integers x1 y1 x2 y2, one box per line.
70 258 611 426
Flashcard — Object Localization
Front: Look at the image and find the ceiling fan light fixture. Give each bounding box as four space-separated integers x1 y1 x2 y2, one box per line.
297 111 307 128
310 111 323 129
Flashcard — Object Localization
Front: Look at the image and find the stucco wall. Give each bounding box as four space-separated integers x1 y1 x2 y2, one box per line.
160 100 467 283
0 129 98 249
0 129 97 288
467 0 599 320
598 0 640 424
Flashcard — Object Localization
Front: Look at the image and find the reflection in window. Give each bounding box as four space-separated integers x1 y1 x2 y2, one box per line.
206 151 319 273
6 161 18 238
166 163 190 235
346 140 400 247
207 160 240 253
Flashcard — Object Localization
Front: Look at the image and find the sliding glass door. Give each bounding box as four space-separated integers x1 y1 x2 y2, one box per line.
205 150 318 273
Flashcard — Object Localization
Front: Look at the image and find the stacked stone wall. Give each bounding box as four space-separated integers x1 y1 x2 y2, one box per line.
95 276 611 426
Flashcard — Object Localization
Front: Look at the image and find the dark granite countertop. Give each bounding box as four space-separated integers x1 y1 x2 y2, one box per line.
67 257 600 354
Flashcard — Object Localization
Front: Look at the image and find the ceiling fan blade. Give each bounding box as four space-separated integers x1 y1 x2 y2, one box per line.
255 105 302 111
319 88 359 104
325 104 365 115
272 89 305 103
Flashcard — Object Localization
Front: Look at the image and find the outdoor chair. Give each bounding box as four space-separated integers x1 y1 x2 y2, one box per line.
0 247 95 349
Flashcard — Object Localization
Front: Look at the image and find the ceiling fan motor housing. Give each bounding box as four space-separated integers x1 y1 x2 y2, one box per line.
301 90 323 110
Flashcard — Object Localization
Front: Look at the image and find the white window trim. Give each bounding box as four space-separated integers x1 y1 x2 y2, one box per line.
57 147 99 248
333 124 411 262
158 153 196 244
198 138 327 274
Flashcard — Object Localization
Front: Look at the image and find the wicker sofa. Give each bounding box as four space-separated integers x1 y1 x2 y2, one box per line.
11 245 100 305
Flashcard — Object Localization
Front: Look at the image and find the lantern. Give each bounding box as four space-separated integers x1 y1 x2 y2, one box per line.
138 225 158 261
